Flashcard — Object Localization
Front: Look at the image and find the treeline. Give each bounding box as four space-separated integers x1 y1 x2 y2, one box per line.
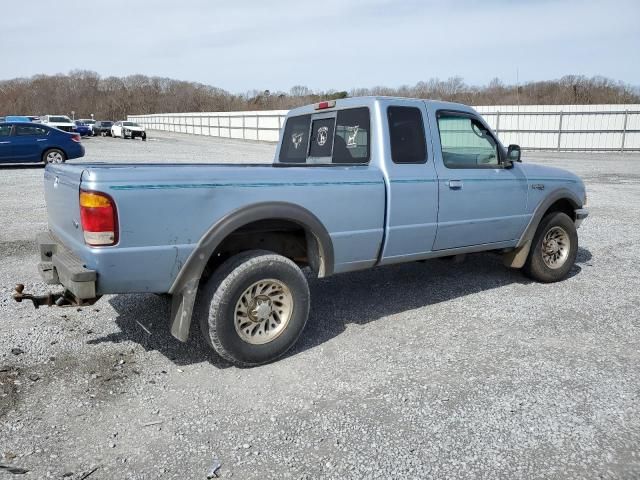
0 71 638 120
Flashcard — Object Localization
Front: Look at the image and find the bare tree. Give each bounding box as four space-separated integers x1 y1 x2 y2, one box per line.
0 72 638 118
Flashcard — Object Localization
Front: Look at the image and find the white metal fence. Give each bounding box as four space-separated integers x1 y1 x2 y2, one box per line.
475 104 640 151
129 104 640 151
128 110 287 143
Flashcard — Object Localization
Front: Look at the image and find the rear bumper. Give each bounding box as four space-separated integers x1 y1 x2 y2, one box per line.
66 143 85 160
37 231 97 299
575 208 589 228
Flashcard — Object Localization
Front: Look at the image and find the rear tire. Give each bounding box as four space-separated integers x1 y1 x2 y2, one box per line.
42 148 66 164
523 212 578 283
195 250 310 367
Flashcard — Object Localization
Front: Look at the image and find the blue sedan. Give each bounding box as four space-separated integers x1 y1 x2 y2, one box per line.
74 121 92 137
0 122 85 164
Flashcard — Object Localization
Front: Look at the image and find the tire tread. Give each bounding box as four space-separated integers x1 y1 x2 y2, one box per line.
195 250 309 367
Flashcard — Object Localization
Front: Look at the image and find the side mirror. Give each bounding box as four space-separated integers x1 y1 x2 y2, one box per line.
507 144 522 163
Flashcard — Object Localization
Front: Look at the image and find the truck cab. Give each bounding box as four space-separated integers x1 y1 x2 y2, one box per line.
277 97 584 264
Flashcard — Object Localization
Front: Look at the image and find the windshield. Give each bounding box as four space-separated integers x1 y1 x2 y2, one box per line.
49 116 72 123
123 122 139 127
81 119 95 124
101 121 113 127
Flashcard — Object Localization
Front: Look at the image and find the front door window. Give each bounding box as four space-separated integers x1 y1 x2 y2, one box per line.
437 114 499 168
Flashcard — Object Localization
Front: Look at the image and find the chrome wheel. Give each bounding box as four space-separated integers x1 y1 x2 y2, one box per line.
234 279 293 345
541 226 570 269
46 151 64 163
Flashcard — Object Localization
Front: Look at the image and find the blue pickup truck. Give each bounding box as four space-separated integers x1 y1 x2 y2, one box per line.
15 97 588 366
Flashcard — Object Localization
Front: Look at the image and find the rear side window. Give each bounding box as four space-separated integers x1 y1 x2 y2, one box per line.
15 125 48 136
0 125 11 137
279 108 371 164
387 106 427 164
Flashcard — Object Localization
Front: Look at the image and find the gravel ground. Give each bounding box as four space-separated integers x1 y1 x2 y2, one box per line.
1 132 639 479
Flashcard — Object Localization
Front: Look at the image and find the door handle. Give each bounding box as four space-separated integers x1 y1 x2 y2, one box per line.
448 179 463 190
0 141 10 144
37 138 48 142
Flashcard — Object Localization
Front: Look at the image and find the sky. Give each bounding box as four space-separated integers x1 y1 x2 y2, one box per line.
1 0 638 93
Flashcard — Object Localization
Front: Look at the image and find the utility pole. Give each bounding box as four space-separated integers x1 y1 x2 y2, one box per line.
516 68 520 144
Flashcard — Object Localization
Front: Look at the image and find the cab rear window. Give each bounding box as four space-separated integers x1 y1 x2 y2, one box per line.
308 118 335 158
279 107 370 164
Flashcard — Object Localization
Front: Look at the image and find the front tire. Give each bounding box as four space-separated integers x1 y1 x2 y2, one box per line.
523 212 578 283
195 250 310 367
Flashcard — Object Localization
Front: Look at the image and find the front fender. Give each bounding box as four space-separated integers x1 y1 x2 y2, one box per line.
504 187 583 269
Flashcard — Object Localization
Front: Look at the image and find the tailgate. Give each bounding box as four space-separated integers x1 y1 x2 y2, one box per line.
43 164 87 252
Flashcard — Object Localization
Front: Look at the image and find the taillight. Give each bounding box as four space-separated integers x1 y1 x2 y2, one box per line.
71 134 81 142
79 190 118 246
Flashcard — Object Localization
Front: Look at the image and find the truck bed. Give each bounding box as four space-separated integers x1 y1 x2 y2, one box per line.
44 162 386 294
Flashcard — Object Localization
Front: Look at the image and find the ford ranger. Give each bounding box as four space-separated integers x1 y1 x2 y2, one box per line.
14 97 588 367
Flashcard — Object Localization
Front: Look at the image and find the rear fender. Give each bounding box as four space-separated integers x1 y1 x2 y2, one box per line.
168 202 334 341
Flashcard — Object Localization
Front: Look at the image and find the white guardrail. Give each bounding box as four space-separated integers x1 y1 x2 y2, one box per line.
129 104 640 151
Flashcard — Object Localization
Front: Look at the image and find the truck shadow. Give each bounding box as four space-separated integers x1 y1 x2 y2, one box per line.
94 247 592 368
0 164 45 170
290 247 592 360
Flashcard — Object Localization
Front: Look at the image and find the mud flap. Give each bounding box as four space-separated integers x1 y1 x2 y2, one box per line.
503 240 531 269
169 278 199 342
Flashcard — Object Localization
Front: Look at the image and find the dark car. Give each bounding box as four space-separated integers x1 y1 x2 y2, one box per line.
93 121 114 137
74 121 92 137
0 122 85 164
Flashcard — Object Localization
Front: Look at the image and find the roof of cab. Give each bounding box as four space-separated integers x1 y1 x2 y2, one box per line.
286 96 476 117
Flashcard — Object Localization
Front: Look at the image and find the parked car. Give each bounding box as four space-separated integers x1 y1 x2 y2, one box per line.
78 119 96 135
28 116 41 123
74 121 92 137
0 121 84 164
92 121 113 136
14 97 588 367
111 121 146 140
41 115 77 133
5 115 32 122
